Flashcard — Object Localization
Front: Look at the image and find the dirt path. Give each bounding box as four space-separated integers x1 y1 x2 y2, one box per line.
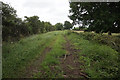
60 36 88 78
19 39 56 78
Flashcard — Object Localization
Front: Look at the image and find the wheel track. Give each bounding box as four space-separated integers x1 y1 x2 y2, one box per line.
60 35 88 79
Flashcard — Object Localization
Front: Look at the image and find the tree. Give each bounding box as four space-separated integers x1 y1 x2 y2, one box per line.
44 22 53 32
69 2 120 35
24 16 43 34
2 2 18 41
55 23 63 30
64 21 73 30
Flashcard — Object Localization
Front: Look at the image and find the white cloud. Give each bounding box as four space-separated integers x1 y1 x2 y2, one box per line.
2 0 72 25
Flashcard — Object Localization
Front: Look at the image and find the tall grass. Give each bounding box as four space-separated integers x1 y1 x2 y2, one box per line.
67 32 119 78
3 31 58 78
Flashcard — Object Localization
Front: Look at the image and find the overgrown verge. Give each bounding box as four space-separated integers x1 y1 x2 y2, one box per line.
33 31 66 78
73 32 120 53
67 31 119 78
2 31 58 78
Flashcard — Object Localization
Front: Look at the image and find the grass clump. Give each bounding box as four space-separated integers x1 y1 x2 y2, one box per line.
67 32 119 78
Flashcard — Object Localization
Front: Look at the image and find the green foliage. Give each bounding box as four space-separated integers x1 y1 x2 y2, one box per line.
67 32 119 78
73 27 86 31
55 23 63 30
34 31 66 78
77 32 120 53
2 2 18 41
2 31 58 78
64 21 73 30
69 2 120 34
24 16 41 34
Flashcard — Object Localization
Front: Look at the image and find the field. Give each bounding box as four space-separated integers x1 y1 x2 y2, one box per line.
3 30 120 78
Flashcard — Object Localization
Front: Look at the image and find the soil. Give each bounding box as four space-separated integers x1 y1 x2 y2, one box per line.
60 36 88 78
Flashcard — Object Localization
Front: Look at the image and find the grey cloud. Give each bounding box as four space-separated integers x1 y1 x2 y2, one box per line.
2 0 72 25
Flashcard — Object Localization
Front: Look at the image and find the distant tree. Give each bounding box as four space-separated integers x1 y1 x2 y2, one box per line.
40 21 45 33
50 25 56 31
55 23 63 30
24 16 43 34
44 22 52 32
64 21 73 30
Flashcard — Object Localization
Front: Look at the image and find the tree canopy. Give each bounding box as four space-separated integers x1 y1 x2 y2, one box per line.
55 23 63 30
64 21 73 30
69 2 120 34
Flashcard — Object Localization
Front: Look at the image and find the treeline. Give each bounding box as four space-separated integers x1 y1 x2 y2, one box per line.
2 2 73 42
69 2 120 35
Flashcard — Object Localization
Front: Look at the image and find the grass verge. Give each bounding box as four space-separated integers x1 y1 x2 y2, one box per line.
3 31 58 78
67 31 119 78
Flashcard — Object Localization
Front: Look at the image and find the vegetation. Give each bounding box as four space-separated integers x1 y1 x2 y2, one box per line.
73 27 86 31
55 23 63 30
2 2 57 42
34 31 66 78
75 32 120 52
67 31 119 78
2 0 120 79
3 31 119 78
3 31 58 78
69 2 120 35
64 21 73 30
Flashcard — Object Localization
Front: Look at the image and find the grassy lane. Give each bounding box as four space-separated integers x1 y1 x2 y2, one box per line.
67 32 119 78
3 30 118 78
33 31 66 78
3 31 59 78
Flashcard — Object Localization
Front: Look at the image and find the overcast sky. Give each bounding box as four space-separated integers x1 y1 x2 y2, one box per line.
2 0 72 25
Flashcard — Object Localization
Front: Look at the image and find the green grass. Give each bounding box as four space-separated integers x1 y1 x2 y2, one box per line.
2 31 59 78
3 30 119 78
67 32 119 78
33 31 66 78
75 32 120 53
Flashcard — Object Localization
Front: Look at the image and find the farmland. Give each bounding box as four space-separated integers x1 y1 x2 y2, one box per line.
3 30 119 78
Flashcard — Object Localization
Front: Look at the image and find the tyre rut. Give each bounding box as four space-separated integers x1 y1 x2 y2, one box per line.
60 35 88 78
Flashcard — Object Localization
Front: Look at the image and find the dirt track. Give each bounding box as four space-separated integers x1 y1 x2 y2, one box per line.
18 34 88 78
60 36 88 78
